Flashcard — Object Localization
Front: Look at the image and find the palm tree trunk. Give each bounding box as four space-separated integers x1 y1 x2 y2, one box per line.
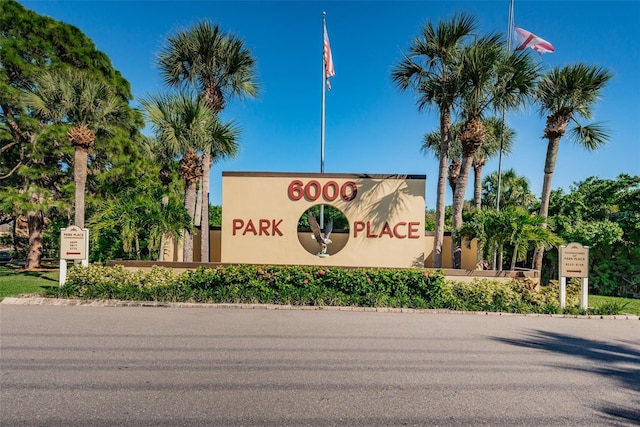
136 235 141 260
432 110 452 268
183 179 197 262
448 157 460 195
451 152 474 268
194 176 203 227
158 194 169 262
474 164 483 210
25 210 44 270
74 146 88 228
510 242 519 271
533 136 561 271
200 153 212 263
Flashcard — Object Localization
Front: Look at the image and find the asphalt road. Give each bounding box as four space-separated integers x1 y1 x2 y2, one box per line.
1 304 639 426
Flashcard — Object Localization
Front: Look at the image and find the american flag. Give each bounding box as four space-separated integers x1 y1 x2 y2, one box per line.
323 21 335 90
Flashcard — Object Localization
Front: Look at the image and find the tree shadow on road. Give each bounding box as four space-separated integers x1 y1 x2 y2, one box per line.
492 329 640 426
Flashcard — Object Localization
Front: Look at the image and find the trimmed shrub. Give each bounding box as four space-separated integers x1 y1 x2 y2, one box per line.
47 264 581 314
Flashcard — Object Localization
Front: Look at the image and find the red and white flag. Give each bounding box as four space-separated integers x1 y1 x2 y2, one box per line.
514 26 555 54
323 21 335 90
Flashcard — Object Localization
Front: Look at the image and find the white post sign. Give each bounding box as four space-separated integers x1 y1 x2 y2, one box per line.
559 242 590 309
59 226 89 287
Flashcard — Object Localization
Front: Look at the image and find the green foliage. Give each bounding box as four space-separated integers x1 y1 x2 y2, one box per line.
445 278 582 314
482 169 537 210
1 1 145 267
209 205 222 227
51 264 448 308
589 295 640 315
548 174 640 296
297 205 349 230
457 206 562 269
45 264 586 314
89 186 191 261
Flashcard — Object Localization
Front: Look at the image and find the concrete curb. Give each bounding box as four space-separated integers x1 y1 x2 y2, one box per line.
2 296 639 320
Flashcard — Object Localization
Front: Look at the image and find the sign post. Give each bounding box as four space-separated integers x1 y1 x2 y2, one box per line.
59 226 89 287
559 242 590 309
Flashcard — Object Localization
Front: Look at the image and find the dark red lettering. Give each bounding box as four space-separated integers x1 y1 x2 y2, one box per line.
366 222 378 238
259 219 270 236
232 219 244 236
408 222 420 239
243 219 257 236
323 181 339 201
379 222 393 238
341 181 358 201
393 222 407 238
272 219 283 236
288 180 304 201
305 180 321 201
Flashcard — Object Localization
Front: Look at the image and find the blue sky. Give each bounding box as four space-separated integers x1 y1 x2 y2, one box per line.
21 1 640 209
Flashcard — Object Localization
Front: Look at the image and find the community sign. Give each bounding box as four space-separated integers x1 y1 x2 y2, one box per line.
221 172 426 268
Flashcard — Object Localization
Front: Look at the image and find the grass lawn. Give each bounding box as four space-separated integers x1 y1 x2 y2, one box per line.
1 265 639 315
589 294 640 316
0 265 59 299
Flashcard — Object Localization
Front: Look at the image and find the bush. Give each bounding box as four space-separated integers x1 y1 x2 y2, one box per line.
47 264 581 314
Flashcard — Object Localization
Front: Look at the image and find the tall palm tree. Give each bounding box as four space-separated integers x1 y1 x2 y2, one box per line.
22 69 125 229
421 123 463 197
532 63 613 271
425 117 514 210
199 120 240 262
158 20 258 262
392 13 476 268
451 34 540 268
140 92 216 261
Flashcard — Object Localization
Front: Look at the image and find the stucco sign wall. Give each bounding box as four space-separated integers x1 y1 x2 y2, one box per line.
221 172 426 268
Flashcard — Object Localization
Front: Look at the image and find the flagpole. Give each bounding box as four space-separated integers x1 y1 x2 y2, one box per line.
320 11 328 227
493 0 514 270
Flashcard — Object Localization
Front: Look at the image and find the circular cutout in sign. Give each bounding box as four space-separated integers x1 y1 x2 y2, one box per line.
297 204 349 256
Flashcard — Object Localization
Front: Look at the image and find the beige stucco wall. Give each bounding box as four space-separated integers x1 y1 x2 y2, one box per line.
165 172 479 270
220 172 426 268
170 226 479 270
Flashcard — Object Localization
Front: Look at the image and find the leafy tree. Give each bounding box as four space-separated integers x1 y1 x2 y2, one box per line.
392 13 476 268
209 205 222 227
297 205 349 230
532 64 613 271
547 175 639 296
1 0 137 268
158 20 259 262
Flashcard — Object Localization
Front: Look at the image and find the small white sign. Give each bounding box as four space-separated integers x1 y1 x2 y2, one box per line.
60 226 87 260
560 242 589 278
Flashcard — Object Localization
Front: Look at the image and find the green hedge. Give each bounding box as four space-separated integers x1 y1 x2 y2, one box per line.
47 264 583 314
